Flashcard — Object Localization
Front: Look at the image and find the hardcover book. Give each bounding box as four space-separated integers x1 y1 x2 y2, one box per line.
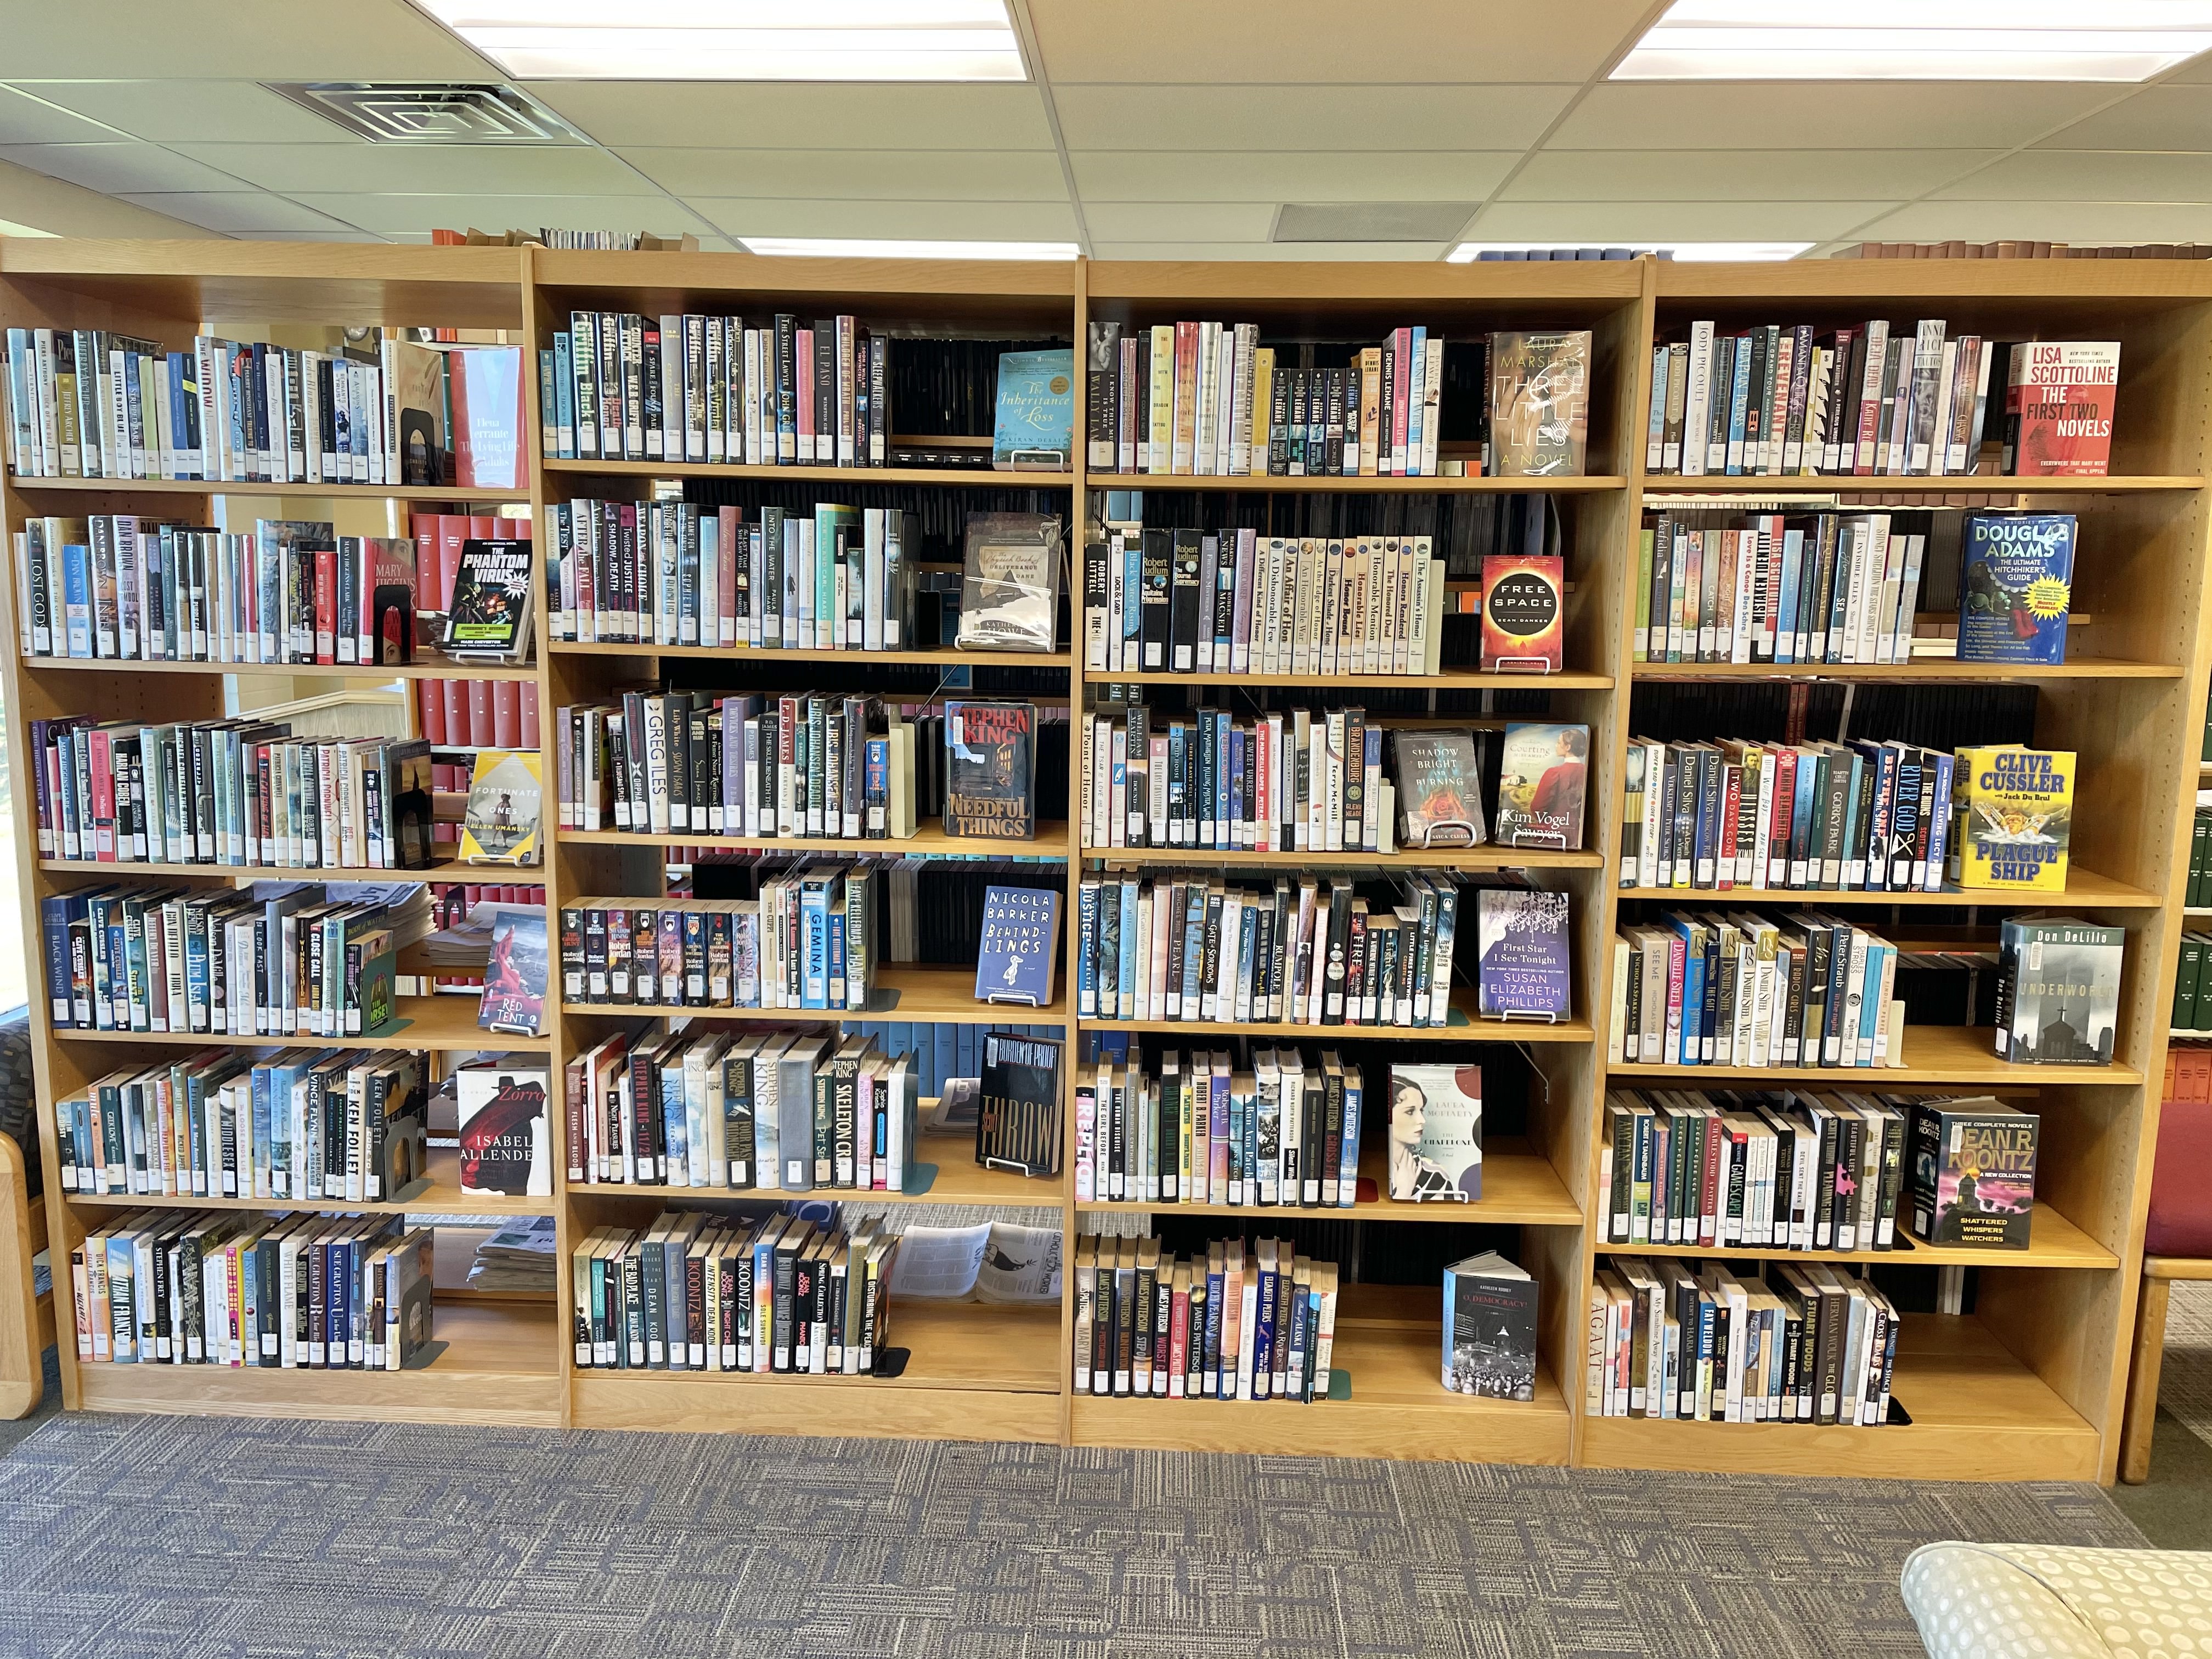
1387 1064 1481 1201
944 699 1036 839
992 348 1074 469
977 1030 1063 1177
479 907 549 1036
1908 1097 2038 1249
955 511 1062 653
1476 888 1573 1021
1489 330 1592 476
1480 553 1564 672
1442 1250 1537 1400
450 345 526 490
1995 915 2123 1064
460 749 544 865
1389 729 1486 848
1955 746 2073 891
382 338 448 486
976 883 1062 1007
2004 341 2119 477
1493 723 1588 850
444 537 534 659
1957 512 2075 664
455 1056 552 1197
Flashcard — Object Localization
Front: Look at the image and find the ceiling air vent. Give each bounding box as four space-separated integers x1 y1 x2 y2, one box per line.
1272 202 1479 243
264 83 582 145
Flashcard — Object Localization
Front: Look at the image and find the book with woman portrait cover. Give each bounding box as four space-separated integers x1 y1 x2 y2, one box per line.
1387 1064 1481 1201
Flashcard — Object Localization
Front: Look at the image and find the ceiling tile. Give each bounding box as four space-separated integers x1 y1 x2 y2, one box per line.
1029 0 1650 82
0 86 126 143
1054 85 1571 153
1858 200 2212 241
527 82 1055 152
288 192 720 239
1091 240 1452 261
116 191 368 234
1083 202 1280 241
685 198 1081 241
1071 151 1516 202
2155 49 2212 82
8 79 356 143
1549 82 2119 151
0 141 259 195
619 148 1065 201
1467 200 1897 240
1940 151 2212 201
2036 88 2212 151
166 142 645 195
1509 149 2000 202
1 0 487 79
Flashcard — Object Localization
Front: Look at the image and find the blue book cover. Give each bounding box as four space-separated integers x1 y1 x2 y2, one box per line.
1959 512 2075 663
991 348 1074 466
1776 528 1804 662
1476 889 1572 1022
1117 882 1139 1017
976 883 1061 1007
61 541 92 658
1726 342 1751 474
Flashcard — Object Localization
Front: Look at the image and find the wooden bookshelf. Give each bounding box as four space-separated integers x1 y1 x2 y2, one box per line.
2 241 2200 1485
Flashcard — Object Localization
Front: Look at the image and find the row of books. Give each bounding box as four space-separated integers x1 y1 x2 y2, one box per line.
12 514 534 667
546 312 890 469
59 1049 426 1205
564 1026 920 1193
3 329 526 488
1601 1089 2037 1253
574 1212 898 1376
546 500 922 652
559 871 881 1014
70 1213 434 1370
1071 873 1561 1028
555 696 1038 842
417 675 541 752
42 879 426 1040
1070 1233 1342 1402
1081 531 1452 678
2176 935 2212 1033
1617 736 1963 896
31 716 437 873
1609 911 1905 1071
1084 326 1593 479
1588 1259 1899 1424
2165 1041 2212 1104
1075 1050 1368 1209
2186 808 2212 909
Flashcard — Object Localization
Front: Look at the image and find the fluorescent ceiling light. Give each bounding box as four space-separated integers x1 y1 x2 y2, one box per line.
0 219 56 238
415 0 1025 80
1612 0 2212 80
1447 241 1812 262
743 237 1079 259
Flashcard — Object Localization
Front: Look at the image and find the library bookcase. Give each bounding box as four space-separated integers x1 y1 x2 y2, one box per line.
2 240 2204 1483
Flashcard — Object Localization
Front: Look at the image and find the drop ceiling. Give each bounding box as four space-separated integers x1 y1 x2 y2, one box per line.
0 0 2209 256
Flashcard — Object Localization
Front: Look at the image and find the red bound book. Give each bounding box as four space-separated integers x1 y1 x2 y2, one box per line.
433 516 468 616
314 545 338 664
442 680 469 747
519 681 539 745
491 680 522 748
467 680 495 747
417 680 448 744
797 328 815 464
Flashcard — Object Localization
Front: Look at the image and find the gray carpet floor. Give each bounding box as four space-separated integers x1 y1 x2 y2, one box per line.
0 1403 2151 1659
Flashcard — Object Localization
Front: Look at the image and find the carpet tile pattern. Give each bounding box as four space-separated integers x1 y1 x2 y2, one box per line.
0 1410 2152 1658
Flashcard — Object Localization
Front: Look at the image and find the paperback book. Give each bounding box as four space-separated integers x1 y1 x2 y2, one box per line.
1442 1251 1538 1401
1480 552 1565 672
1954 746 2073 892
2004 341 2119 477
1389 729 1486 848
478 907 549 1037
975 883 1062 1007
1387 1064 1482 1201
992 348 1074 469
444 537 534 660
1476 888 1573 1021
1492 723 1588 850
455 1056 553 1197
460 749 544 865
1957 512 2075 664
1995 915 2123 1065
1908 1097 2038 1249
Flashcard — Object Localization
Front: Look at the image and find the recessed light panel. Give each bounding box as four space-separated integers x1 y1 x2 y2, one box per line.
1612 0 2212 81
416 0 1027 80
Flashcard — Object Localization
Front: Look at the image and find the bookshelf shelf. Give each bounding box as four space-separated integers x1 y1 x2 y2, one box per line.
560 823 1071 859
1085 844 1604 871
545 456 1073 490
1595 1199 2119 1271
3 240 2196 1481
1076 1139 1579 1227
579 1132 1059 1209
1607 1023 2141 1086
1616 868 2163 909
51 995 550 1053
38 856 493 884
64 1147 557 1219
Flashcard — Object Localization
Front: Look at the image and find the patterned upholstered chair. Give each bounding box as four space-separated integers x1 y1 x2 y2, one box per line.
1901 1543 2212 1658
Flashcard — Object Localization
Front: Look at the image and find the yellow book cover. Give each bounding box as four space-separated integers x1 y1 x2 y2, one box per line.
1358 346 1382 476
460 748 544 866
1147 324 1173 474
1249 347 1274 476
1955 744 2072 890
